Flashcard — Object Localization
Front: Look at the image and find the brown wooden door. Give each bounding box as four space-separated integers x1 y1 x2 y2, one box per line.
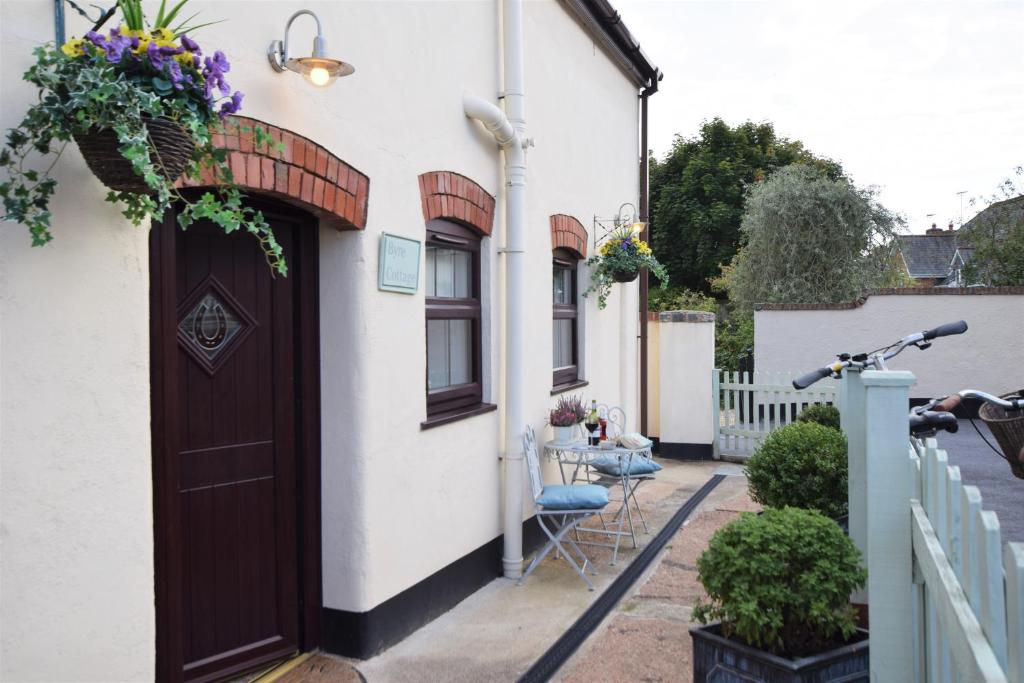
151 201 321 682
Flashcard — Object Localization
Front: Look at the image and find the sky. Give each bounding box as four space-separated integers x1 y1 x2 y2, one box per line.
614 0 1024 233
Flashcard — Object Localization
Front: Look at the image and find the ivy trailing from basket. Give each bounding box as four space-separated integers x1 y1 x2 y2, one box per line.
0 0 287 275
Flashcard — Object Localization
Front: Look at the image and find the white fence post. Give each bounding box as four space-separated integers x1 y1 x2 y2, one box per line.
841 367 868 603
711 369 721 460
862 369 916 682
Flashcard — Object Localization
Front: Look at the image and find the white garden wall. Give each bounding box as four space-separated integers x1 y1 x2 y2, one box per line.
755 288 1024 400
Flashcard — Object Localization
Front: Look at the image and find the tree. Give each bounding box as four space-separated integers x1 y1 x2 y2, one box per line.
650 118 843 293
960 168 1024 286
723 165 904 308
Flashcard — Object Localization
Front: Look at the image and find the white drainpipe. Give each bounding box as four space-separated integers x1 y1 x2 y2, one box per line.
463 0 528 579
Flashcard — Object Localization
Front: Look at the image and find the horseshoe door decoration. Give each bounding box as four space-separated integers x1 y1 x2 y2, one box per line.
176 276 257 374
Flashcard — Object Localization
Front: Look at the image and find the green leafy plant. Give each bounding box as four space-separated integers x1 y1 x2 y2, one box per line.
585 226 668 309
0 0 286 274
796 403 841 431
745 421 848 518
646 285 716 313
693 507 866 657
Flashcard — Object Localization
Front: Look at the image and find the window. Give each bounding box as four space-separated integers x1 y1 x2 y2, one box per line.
425 219 482 418
553 248 580 388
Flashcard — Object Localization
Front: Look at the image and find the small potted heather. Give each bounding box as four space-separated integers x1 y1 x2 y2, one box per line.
691 507 868 682
548 394 586 445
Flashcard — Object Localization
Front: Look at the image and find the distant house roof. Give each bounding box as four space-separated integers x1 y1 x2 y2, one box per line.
897 232 959 279
961 194 1024 233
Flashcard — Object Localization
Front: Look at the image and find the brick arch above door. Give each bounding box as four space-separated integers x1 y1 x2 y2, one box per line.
176 115 369 231
418 171 496 236
550 214 588 258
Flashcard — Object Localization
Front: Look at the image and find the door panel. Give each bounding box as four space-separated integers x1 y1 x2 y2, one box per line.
152 204 319 683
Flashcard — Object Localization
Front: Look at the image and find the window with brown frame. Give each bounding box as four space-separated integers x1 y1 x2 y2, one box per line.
553 247 580 388
425 219 483 418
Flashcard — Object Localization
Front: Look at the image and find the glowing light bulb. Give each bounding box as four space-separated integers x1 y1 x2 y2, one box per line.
308 66 330 87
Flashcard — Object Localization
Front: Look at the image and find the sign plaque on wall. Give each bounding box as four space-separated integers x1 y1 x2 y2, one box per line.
378 233 421 294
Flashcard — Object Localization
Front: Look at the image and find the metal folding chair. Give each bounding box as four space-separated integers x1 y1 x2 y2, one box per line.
520 425 609 590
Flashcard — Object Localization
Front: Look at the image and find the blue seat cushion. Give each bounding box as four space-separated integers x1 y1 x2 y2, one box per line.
537 484 609 510
591 456 662 477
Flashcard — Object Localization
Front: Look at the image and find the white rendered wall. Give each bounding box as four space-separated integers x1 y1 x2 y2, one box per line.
755 292 1024 400
1 4 154 680
657 315 716 446
0 0 645 665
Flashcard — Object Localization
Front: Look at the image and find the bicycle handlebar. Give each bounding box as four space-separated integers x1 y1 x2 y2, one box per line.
934 394 962 412
792 320 969 390
793 364 843 390
922 320 968 341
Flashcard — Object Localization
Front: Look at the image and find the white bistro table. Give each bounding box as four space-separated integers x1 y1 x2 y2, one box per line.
542 439 654 565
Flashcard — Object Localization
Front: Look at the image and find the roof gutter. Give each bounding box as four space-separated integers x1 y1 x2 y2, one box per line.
558 0 663 91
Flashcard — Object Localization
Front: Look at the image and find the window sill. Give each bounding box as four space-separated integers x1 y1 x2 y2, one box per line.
421 403 498 430
551 380 589 396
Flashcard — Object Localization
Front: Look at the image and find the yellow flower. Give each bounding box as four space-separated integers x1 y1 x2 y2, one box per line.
175 51 195 67
60 37 86 57
152 28 175 43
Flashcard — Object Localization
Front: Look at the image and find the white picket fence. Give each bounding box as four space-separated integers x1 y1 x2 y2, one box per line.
844 368 1024 682
713 369 839 457
909 437 1024 683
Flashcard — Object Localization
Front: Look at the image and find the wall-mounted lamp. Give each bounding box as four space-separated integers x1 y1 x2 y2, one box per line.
615 202 646 234
267 10 354 87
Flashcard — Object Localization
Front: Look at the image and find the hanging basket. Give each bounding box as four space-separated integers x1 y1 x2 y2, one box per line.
74 117 195 193
978 390 1024 479
611 268 640 283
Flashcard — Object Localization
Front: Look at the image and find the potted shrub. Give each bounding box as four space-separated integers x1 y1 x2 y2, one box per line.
548 394 586 445
796 403 842 430
691 507 868 682
0 0 286 274
585 226 668 309
745 421 848 528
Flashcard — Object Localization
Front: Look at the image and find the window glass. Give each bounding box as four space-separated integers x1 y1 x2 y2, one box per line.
553 319 573 369
553 267 572 305
426 246 472 299
428 319 472 391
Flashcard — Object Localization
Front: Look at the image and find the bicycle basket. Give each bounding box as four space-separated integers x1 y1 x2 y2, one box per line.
978 390 1024 479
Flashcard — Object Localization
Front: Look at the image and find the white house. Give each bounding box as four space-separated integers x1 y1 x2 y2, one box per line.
0 0 661 680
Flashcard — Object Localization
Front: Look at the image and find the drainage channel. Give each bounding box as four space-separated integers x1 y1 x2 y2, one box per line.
517 473 727 683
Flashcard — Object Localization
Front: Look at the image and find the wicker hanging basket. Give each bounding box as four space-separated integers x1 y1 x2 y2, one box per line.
74 117 195 193
611 268 640 283
978 390 1024 479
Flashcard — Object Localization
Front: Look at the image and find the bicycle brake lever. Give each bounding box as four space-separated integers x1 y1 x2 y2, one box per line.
914 342 932 351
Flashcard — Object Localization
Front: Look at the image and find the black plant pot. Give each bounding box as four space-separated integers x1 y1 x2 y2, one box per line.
691 623 869 683
611 268 639 283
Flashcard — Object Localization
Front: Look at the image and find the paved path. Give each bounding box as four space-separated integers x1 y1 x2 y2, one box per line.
556 472 759 683
940 419 1023 543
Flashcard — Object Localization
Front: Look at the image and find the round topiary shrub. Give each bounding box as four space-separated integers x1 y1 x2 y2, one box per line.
745 421 848 518
693 507 866 657
796 403 841 430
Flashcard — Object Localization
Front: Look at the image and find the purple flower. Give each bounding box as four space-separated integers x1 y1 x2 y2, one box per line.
180 34 201 54
218 90 244 119
84 31 105 47
211 50 230 73
167 61 185 89
192 54 202 69
147 40 182 70
103 33 134 63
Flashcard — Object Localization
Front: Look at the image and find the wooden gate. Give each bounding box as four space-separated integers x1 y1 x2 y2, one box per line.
713 369 839 457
